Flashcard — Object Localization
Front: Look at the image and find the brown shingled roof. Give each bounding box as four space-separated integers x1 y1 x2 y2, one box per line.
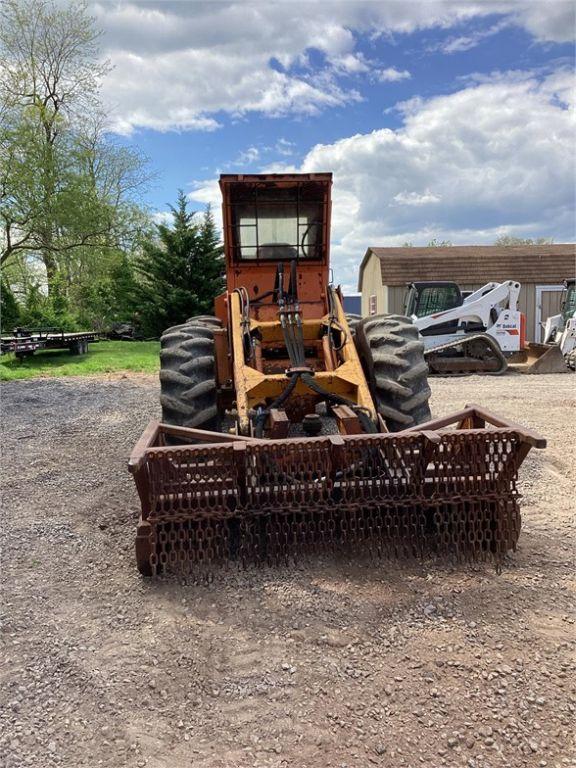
359 244 576 289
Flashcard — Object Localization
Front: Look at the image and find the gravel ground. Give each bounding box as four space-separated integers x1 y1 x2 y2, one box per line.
1 372 574 768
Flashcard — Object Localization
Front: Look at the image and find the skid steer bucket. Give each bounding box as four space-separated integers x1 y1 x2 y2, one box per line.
509 343 568 374
128 405 545 576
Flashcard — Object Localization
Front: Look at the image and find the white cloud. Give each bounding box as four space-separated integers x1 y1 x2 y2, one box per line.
275 138 297 157
94 1 575 135
513 0 575 44
393 190 441 205
101 46 357 134
377 67 412 83
436 19 511 54
222 140 298 171
236 147 260 165
330 52 371 75
151 210 174 226
190 68 575 293
303 70 575 290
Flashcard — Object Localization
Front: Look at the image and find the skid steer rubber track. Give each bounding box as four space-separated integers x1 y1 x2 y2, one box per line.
159 316 221 431
425 333 507 376
355 314 432 431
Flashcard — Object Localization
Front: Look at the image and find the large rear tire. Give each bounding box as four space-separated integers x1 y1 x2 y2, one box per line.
356 314 432 432
159 316 221 430
345 313 362 337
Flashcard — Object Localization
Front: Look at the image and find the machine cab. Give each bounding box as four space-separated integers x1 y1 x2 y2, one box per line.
405 281 463 336
561 279 576 324
405 281 463 318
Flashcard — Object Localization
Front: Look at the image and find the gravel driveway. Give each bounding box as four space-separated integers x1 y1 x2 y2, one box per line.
1 372 574 768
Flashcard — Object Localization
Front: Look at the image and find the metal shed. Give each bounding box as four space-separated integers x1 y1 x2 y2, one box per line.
358 244 576 342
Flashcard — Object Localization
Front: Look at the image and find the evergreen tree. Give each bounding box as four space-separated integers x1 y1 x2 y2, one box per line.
110 253 138 321
0 279 20 332
136 192 224 337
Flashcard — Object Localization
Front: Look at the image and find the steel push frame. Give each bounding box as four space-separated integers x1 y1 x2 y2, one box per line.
129 404 545 576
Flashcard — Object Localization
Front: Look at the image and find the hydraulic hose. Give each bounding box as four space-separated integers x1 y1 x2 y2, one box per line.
253 372 301 438
300 372 378 433
256 263 379 437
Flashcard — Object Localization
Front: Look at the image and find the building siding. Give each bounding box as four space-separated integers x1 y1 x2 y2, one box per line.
360 252 386 316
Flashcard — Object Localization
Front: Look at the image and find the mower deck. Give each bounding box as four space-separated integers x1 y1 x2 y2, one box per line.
129 405 545 576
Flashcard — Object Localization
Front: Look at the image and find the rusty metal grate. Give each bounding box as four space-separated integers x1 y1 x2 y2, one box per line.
129 405 545 576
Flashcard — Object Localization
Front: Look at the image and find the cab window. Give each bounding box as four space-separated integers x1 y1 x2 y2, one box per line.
231 184 324 260
408 284 462 318
562 283 576 323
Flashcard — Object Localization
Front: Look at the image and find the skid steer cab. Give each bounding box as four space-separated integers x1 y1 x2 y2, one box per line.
128 173 546 577
543 279 576 354
526 278 576 373
405 280 526 375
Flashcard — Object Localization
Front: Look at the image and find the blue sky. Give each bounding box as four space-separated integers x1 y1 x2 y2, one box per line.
95 1 575 291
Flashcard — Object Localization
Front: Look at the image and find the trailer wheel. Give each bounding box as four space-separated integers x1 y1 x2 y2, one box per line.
355 314 432 432
159 316 221 431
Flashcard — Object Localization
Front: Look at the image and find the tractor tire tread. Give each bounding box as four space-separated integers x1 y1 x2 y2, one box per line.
186 315 222 327
399 361 429 384
345 313 363 337
159 369 193 389
159 317 220 431
182 379 217 403
356 314 432 432
180 355 216 376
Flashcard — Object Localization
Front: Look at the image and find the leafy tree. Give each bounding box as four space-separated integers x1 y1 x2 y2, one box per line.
71 251 139 331
1 0 108 274
426 238 452 247
401 239 453 247
0 0 150 310
0 279 20 332
17 276 78 330
494 235 554 246
110 253 139 320
136 192 224 337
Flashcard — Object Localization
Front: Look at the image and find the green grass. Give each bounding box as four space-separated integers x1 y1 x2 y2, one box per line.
0 340 160 381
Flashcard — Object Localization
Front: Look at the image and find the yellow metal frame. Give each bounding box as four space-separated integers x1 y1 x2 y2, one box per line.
229 291 376 434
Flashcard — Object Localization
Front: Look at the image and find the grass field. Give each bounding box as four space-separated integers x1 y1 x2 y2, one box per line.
0 340 160 381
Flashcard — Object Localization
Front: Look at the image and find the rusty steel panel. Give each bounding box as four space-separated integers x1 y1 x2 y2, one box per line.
129 407 545 577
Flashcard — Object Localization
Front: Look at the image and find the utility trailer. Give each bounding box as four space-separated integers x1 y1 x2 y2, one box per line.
0 327 99 360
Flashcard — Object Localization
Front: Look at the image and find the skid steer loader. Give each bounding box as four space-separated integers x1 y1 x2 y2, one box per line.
405 280 569 375
519 279 576 373
129 173 545 576
406 280 525 374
